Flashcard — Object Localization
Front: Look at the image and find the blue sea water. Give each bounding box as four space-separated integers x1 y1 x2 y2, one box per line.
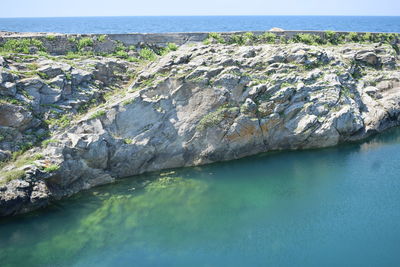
0 16 399 34
1 127 400 266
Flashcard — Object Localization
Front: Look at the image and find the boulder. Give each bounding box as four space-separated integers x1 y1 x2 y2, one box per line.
0 103 33 131
71 69 92 85
355 51 380 66
0 82 16 96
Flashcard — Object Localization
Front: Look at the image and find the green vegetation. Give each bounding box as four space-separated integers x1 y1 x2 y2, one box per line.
127 56 140 62
45 114 70 129
1 169 26 184
90 110 106 120
291 33 324 45
65 51 80 59
65 72 72 80
38 72 49 80
11 143 33 160
139 48 157 61
26 63 39 70
197 105 238 131
229 34 246 45
98 35 107 42
346 32 360 42
363 32 373 42
122 98 136 106
115 50 129 59
0 153 45 184
68 37 76 43
0 38 46 54
77 37 94 50
260 32 277 44
42 139 58 147
46 35 56 41
324 30 341 44
43 164 59 173
201 31 399 47
124 138 133 144
167 42 178 51
209 32 225 43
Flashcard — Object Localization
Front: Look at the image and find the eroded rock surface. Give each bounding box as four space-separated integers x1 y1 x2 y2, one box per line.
1 41 400 216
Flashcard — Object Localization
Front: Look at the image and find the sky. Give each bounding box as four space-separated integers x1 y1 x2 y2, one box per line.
0 0 399 18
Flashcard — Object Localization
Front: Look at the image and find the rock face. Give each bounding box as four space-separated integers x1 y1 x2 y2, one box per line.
1 41 400 216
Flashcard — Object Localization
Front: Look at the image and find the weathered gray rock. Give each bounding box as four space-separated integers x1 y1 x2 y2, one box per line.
355 50 380 66
0 103 33 131
71 69 92 85
37 65 65 79
2 41 400 217
0 82 16 96
0 178 50 216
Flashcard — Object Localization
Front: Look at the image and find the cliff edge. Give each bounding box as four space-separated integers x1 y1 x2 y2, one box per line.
1 32 400 216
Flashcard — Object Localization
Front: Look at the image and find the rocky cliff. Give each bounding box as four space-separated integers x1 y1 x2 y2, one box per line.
1 34 400 216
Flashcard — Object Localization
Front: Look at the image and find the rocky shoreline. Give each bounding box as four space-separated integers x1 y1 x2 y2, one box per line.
1 31 400 216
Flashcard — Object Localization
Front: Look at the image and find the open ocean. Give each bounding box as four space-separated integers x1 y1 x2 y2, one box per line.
0 16 399 33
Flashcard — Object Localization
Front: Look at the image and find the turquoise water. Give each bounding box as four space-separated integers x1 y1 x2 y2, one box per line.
1 128 400 266
0 16 400 33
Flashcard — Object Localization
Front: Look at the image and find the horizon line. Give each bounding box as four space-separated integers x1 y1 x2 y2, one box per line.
1 14 400 19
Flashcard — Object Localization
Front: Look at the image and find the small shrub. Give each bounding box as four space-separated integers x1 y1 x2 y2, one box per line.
37 51 49 57
279 36 288 44
363 32 373 42
98 35 107 42
26 63 39 70
2 169 26 183
122 98 136 106
90 110 106 120
0 38 45 54
292 33 321 45
244 32 256 43
114 42 126 52
42 139 58 147
127 56 140 62
229 34 245 45
124 138 133 144
203 39 211 45
115 50 128 59
32 154 44 160
346 32 360 42
44 164 59 172
77 37 94 50
38 72 49 79
325 31 339 44
65 52 80 59
139 48 157 61
167 42 178 51
45 114 70 129
260 32 277 44
128 45 136 51
197 105 234 131
46 35 56 41
68 37 76 43
208 32 225 44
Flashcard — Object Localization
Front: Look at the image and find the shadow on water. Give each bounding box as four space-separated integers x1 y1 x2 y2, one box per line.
1 126 400 266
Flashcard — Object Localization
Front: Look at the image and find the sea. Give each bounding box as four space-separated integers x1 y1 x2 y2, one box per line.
0 16 399 34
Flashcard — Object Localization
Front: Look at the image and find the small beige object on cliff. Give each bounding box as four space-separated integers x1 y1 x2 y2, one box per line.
269 27 285 32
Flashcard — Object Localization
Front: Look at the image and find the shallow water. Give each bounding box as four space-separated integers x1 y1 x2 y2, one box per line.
0 16 400 34
1 128 400 266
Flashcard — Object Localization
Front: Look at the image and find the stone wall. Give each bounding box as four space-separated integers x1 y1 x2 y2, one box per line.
0 30 399 55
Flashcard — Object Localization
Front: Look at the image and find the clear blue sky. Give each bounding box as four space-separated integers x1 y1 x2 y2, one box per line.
1 0 399 18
